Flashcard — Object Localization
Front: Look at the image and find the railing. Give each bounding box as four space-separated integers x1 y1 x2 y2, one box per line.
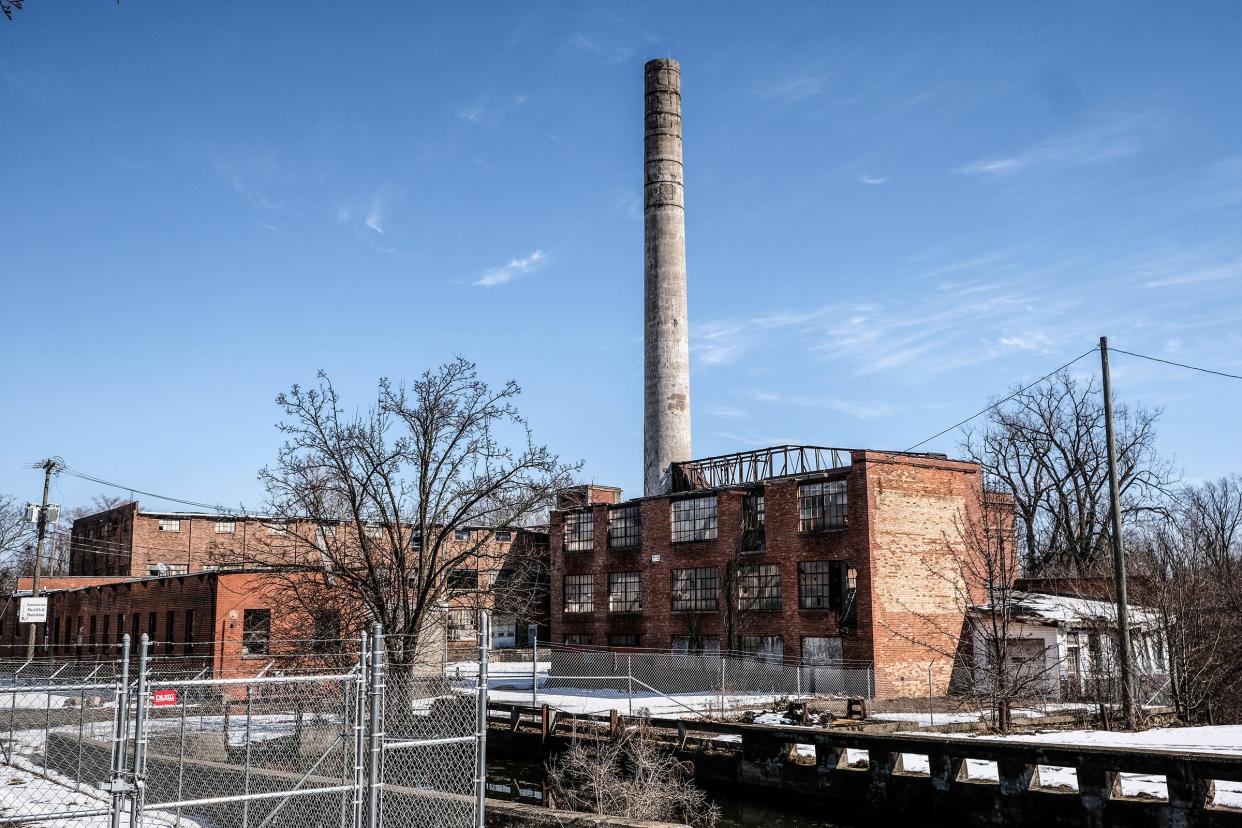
489 704 1242 825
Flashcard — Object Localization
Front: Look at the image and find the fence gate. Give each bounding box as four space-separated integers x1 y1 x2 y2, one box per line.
0 625 486 828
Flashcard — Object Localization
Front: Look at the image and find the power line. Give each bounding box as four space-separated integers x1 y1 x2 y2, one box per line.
57 467 251 516
902 346 1101 453
1110 348 1242 383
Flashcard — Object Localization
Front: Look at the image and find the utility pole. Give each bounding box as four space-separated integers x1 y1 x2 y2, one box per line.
1099 337 1137 729
26 458 60 661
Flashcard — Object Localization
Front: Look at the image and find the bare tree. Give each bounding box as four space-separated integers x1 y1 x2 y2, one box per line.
546 723 719 827
242 359 577 674
1131 477 1242 723
879 494 1063 732
0 495 36 593
963 370 1173 575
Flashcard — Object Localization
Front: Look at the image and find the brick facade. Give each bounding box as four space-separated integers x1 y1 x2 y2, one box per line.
549 450 998 699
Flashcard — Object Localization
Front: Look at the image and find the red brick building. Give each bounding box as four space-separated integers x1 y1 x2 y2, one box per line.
549 446 997 699
0 571 295 673
0 503 549 673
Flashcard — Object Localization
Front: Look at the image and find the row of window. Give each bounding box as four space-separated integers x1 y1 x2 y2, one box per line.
563 481 847 551
154 519 513 544
15 607 287 658
562 561 856 614
559 635 846 664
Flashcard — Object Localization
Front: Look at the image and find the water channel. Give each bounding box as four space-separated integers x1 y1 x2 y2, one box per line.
487 757 853 828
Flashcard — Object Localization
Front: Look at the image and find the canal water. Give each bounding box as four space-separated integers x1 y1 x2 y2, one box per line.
487 758 852 828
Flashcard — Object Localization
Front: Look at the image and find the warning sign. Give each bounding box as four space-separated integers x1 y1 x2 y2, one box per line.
152 689 178 707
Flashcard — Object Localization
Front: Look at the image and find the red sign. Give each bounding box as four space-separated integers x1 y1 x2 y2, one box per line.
152 689 178 707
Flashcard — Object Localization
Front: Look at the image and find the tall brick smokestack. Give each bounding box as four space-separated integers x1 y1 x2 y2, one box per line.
643 58 692 496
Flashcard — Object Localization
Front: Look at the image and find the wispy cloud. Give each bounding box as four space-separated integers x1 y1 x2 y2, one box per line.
761 72 830 103
998 331 1054 352
211 152 282 210
860 175 888 186
564 33 632 65
749 391 895 419
954 114 1158 177
364 195 386 235
611 189 642 222
458 99 486 124
474 250 547 287
704 405 749 419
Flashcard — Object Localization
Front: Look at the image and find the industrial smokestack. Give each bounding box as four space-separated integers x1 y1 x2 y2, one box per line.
643 58 692 496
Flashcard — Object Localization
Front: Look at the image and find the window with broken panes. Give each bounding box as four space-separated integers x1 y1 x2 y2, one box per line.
670 567 718 611
798 559 849 611
563 574 594 613
563 510 595 552
563 634 593 646
608 634 640 647
671 635 721 656
741 492 765 551
798 479 848 532
607 504 641 549
739 635 784 664
447 568 479 592
736 563 782 611
670 495 718 542
608 571 643 612
447 608 477 642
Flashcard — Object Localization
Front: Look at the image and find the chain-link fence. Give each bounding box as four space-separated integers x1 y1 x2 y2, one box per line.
473 641 873 718
0 625 486 828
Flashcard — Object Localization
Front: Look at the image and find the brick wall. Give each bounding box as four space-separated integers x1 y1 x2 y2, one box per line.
550 460 875 663
549 451 1001 699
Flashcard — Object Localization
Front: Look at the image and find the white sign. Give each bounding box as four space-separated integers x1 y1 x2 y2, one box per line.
19 597 48 624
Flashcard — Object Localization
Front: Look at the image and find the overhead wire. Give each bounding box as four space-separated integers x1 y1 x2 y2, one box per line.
1110 348 1242 383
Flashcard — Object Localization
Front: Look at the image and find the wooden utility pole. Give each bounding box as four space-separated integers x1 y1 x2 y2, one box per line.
26 458 58 661
1099 337 1137 729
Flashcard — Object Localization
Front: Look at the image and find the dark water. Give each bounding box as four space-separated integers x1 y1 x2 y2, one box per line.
487 758 849 827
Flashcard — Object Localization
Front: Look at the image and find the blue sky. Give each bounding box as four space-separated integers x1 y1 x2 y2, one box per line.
3 2 1241 512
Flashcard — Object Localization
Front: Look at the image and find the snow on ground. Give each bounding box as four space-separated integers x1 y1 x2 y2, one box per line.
490 685 793 718
141 712 341 747
872 704 1096 727
911 726 1242 809
0 749 199 826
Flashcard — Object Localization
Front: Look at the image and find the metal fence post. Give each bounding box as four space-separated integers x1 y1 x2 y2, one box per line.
475 612 490 828
627 654 633 716
110 634 131 828
366 623 384 828
129 634 150 828
352 631 368 828
242 683 254 828
531 633 538 708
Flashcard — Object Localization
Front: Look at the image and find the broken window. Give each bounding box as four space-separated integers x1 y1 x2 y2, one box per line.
608 504 641 550
447 608 477 642
563 574 594 613
799 480 847 532
736 563 782 611
242 609 271 656
608 571 643 612
671 496 717 542
740 635 784 664
447 569 479 593
741 493 765 552
608 634 640 647
671 567 718 611
563 511 595 552
157 519 180 533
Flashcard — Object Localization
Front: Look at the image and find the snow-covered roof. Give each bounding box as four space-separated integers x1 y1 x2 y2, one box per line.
973 590 1160 628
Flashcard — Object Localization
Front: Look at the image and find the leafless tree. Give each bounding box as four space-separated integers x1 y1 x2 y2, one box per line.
239 359 577 674
546 723 719 827
1 1 24 22
879 494 1062 732
0 495 36 593
1131 476 1242 723
963 370 1173 575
